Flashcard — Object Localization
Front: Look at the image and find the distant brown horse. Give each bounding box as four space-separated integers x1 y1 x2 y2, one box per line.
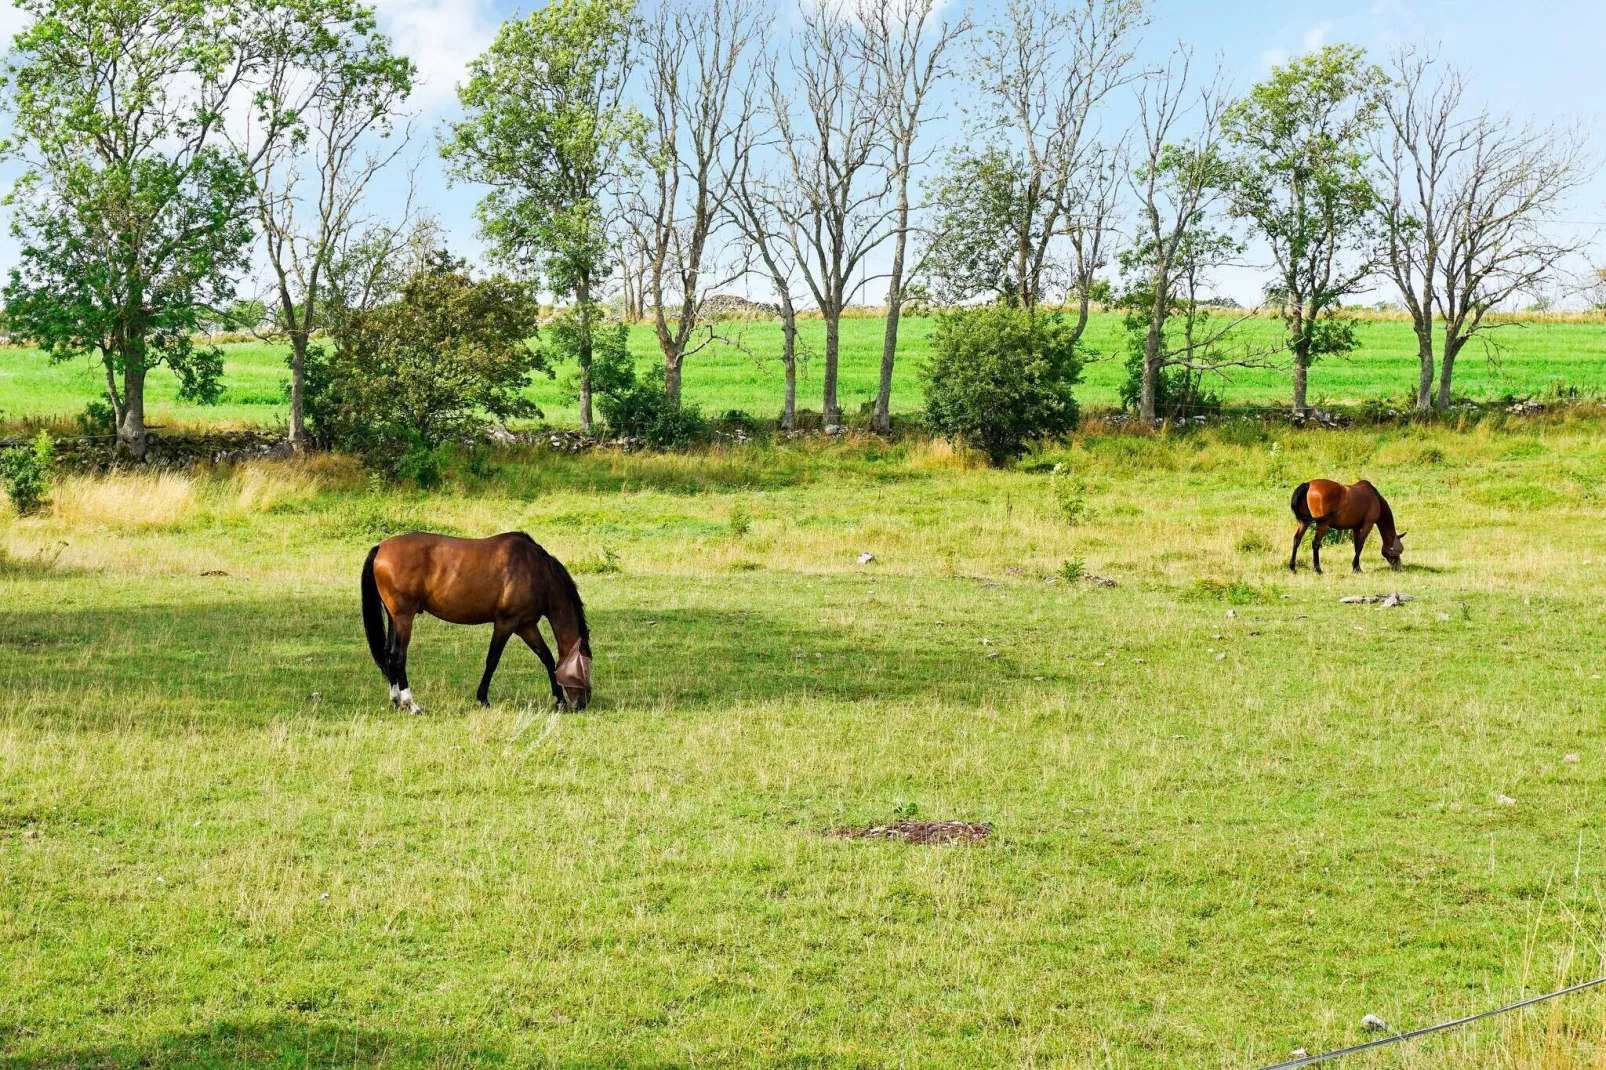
1289 480 1407 574
361 532 592 712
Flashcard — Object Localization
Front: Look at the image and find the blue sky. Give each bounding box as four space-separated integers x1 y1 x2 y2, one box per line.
0 0 1601 307
374 0 1606 306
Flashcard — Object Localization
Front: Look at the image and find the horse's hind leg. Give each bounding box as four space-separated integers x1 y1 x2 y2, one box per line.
518 623 566 709
1312 522 1330 574
476 623 513 707
391 611 422 714
1352 522 1373 573
1289 521 1308 572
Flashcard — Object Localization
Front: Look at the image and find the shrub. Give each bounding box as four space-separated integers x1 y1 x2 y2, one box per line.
76 398 116 436
569 545 622 575
1236 531 1274 554
1186 578 1274 605
580 320 707 447
921 302 1083 465
309 251 544 467
729 501 751 536
1049 463 1087 524
0 431 55 515
1059 558 1085 582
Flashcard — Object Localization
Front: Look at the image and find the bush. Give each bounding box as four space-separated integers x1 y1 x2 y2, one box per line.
0 431 55 515
920 303 1083 465
580 319 707 447
1236 531 1274 554
76 398 116 436
1049 463 1087 524
308 251 544 467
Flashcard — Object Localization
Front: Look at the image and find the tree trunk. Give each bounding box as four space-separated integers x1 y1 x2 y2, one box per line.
664 352 683 407
1140 319 1163 424
874 179 911 435
822 308 842 430
289 332 308 448
1413 325 1435 412
118 360 148 460
1291 340 1310 416
780 305 798 431
1437 333 1465 410
576 274 594 436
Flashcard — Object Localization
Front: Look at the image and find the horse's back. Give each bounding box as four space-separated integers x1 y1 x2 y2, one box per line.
372 531 542 623
1303 479 1347 520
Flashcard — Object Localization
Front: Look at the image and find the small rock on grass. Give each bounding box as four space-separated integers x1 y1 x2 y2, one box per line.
1340 593 1413 606
1225 609 1237 619
857 552 875 565
1565 753 1581 764
1497 794 1516 806
1361 1014 1389 1032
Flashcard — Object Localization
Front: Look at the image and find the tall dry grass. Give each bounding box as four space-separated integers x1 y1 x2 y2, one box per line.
43 461 322 532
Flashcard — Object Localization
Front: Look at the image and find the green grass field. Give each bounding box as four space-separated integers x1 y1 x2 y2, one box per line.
7 418 1606 1066
5 314 1606 431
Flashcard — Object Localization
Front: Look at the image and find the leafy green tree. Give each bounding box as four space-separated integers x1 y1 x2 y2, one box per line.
924 147 1038 307
1222 44 1386 415
441 0 641 436
921 302 1082 465
313 252 544 464
0 0 262 459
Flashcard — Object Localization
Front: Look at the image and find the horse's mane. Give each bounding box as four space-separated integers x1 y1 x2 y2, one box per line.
516 532 589 643
1376 495 1396 535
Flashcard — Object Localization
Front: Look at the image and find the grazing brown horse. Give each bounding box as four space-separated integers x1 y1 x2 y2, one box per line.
1289 479 1407 574
360 532 592 712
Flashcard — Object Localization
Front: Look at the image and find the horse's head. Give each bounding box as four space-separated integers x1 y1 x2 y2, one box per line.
555 643 592 710
1384 531 1407 569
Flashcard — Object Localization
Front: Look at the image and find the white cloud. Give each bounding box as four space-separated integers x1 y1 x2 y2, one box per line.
1302 21 1333 52
372 0 498 113
1261 48 1289 70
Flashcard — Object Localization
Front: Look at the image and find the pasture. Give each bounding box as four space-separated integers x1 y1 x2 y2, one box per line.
7 416 1606 1066
4 313 1606 430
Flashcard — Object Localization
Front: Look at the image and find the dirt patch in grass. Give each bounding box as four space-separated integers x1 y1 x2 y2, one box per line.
835 820 991 845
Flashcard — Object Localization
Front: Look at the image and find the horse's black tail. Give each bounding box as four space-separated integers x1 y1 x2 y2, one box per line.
1289 481 1313 524
361 545 392 680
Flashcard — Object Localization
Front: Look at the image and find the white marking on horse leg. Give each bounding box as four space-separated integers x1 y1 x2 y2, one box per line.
399 688 421 714
390 683 401 707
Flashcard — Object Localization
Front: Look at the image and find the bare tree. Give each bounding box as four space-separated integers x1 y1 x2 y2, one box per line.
1123 50 1258 422
858 0 968 433
234 12 414 447
632 0 761 406
967 0 1144 321
725 60 807 429
1377 47 1589 410
769 0 892 431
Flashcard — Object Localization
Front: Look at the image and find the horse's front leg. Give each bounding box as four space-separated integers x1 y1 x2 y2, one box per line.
519 624 567 709
1352 522 1374 573
476 623 513 707
391 611 422 713
1312 522 1329 574
1289 521 1308 572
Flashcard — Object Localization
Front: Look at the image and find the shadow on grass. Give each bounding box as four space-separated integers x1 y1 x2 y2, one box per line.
0 592 991 729
0 1019 681 1069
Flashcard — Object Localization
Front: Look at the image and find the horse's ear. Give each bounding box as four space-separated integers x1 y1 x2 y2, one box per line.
1397 531 1408 540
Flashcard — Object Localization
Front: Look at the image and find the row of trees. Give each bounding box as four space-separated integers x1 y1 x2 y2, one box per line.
0 0 1590 459
452 0 1587 433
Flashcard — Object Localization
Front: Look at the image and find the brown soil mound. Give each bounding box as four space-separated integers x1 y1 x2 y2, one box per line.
836 820 990 845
